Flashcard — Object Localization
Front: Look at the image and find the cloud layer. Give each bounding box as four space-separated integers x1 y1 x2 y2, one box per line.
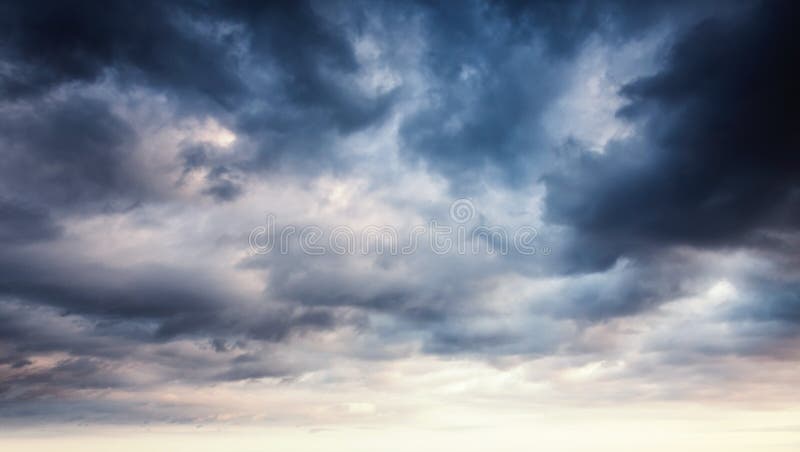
0 0 798 434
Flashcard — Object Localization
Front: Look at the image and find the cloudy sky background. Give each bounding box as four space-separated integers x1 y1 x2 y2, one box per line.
1 1 799 450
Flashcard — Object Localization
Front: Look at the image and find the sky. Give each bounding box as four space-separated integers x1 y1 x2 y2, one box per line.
1 0 800 450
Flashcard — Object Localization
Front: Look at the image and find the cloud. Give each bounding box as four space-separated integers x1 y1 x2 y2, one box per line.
1 0 799 427
0 1 243 103
0 95 142 211
544 0 800 265
398 0 710 190
0 1 398 192
0 199 62 244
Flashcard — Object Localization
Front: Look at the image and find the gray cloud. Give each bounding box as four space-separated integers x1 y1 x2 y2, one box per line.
399 0 713 190
544 0 800 265
1 0 798 425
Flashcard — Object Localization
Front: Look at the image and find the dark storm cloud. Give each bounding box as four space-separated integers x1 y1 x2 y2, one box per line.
544 0 800 266
0 1 388 410
0 0 396 193
0 95 143 212
0 0 244 104
399 1 581 189
253 251 458 329
539 0 800 363
0 241 341 409
202 165 244 202
730 276 800 332
178 144 246 202
533 0 800 346
2 0 798 424
538 254 699 321
0 249 339 344
223 0 398 132
0 199 62 244
399 0 710 189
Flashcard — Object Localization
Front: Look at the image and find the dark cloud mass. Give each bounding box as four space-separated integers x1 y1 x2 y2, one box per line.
0 199 61 244
0 95 141 211
399 0 711 189
540 0 800 342
0 0 798 427
545 0 800 259
0 0 243 103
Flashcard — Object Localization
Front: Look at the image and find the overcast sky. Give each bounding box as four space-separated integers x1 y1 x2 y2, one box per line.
1 1 800 450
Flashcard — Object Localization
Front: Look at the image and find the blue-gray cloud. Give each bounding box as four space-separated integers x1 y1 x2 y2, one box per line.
1 0 798 424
